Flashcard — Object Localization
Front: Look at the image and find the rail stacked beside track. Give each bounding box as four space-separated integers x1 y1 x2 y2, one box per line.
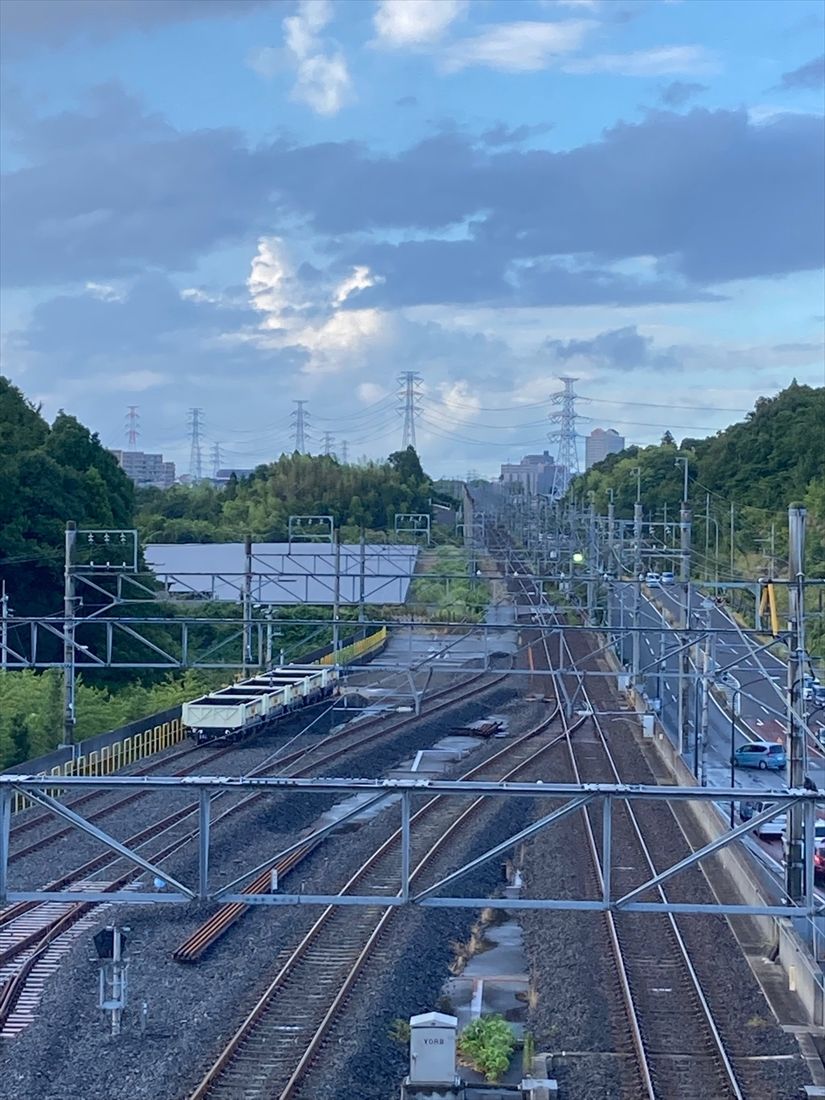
188 687 574 1098
0 666 508 1036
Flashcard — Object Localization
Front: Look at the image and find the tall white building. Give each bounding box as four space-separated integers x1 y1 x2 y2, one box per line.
110 450 176 489
585 428 625 470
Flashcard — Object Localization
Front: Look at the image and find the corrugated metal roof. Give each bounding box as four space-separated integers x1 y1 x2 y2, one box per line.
144 542 419 605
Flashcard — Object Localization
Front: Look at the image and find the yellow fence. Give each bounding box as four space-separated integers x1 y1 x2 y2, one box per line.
12 629 388 815
11 718 184 815
319 626 387 666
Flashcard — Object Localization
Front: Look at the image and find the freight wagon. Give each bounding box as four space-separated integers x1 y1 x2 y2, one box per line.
182 664 338 744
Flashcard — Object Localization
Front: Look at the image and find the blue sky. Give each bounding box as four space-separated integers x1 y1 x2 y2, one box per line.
0 0 823 478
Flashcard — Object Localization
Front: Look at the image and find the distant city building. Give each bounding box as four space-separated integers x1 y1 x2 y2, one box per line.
110 449 176 489
585 428 625 470
500 450 565 495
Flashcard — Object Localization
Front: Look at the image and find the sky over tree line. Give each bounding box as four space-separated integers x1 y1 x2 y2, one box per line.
0 0 823 477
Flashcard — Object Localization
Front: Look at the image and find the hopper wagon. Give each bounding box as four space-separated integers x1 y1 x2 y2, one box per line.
182 664 338 744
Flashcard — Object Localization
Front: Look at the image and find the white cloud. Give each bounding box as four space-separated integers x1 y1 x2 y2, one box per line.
564 46 719 77
85 281 123 302
247 237 385 373
373 0 468 48
333 265 380 306
437 380 481 422
275 0 353 115
443 20 594 73
358 381 389 402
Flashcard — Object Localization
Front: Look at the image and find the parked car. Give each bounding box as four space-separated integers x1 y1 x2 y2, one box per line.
660 570 675 585
812 685 825 709
732 741 787 770
645 571 661 587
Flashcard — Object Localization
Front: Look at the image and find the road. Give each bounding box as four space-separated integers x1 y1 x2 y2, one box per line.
608 580 825 798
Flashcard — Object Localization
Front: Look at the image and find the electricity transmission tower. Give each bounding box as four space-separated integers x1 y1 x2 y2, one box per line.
398 371 422 450
211 442 222 477
291 400 309 453
322 431 335 457
548 377 583 497
340 440 349 464
125 406 139 450
187 408 204 482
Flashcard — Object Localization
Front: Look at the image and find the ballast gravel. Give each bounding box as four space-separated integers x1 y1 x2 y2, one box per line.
0 678 520 1100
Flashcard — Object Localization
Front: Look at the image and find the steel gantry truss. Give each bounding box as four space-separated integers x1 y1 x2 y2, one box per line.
2 774 822 918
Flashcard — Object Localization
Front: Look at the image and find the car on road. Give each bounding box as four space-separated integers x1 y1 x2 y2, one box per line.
812 686 825 710
645 571 661 587
804 675 821 702
660 570 675 585
739 800 786 838
732 741 787 770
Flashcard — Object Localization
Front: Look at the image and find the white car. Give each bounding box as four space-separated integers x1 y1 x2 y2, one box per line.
660 570 675 585
645 571 661 587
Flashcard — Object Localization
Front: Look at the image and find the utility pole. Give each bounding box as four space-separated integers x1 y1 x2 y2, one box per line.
698 625 715 787
242 535 253 677
1 582 8 672
398 371 422 450
187 408 204 482
586 494 596 625
730 501 735 578
786 504 807 903
632 489 643 689
677 500 692 755
607 488 615 570
291 400 309 454
705 492 711 582
62 522 77 747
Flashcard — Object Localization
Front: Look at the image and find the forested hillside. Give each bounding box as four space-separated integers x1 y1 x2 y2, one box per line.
569 382 825 651
135 446 451 543
0 378 451 766
0 378 134 616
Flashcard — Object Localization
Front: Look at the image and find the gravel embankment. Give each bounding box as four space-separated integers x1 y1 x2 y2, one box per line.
0 678 518 1100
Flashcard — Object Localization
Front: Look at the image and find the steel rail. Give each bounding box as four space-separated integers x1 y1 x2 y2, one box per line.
187 659 565 1098
555 626 745 1100
0 667 506 1030
170 668 508 961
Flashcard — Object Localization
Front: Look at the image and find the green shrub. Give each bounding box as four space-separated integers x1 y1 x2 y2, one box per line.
457 1014 515 1082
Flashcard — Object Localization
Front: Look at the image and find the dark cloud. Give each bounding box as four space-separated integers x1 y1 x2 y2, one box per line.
544 326 680 372
480 122 553 147
343 240 719 308
0 0 271 49
2 94 822 298
658 81 707 108
777 54 825 90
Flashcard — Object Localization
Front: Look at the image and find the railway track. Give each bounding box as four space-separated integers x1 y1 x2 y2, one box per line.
0 665 507 1036
187 697 573 1099
531 608 745 1098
